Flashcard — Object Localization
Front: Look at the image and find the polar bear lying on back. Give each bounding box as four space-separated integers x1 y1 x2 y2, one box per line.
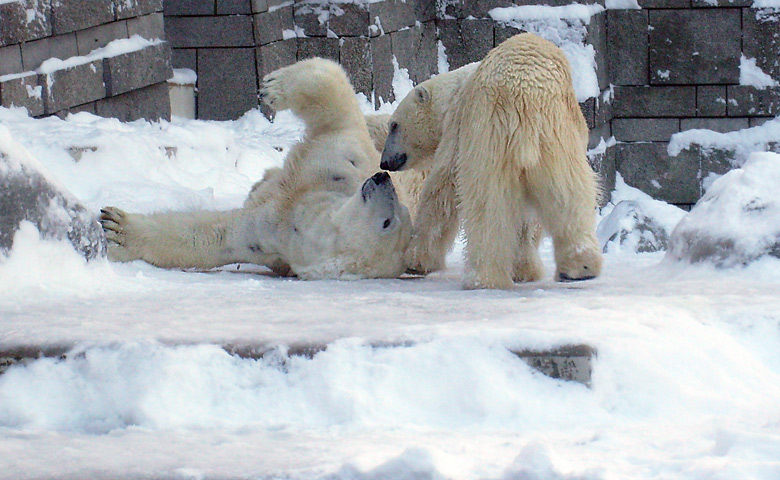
101 58 415 279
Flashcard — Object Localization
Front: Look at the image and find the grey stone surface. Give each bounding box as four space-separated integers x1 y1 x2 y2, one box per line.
20 32 78 71
371 33 394 105
649 9 740 85
697 85 727 117
587 11 608 91
217 0 251 14
42 60 106 114
390 21 437 85
727 86 780 116
0 45 23 76
0 73 45 116
127 12 166 40
494 24 525 47
197 47 257 120
329 3 370 37
613 118 680 142
163 0 215 15
369 0 433 33
294 4 328 37
514 344 595 387
96 81 171 121
55 101 97 118
104 42 173 96
115 0 164 19
750 117 775 127
298 38 339 62
1 0 52 46
75 21 129 56
51 0 115 35
616 142 700 204
612 86 696 118
595 90 613 127
437 19 493 71
256 39 297 80
680 117 749 134
253 5 294 45
743 10 780 82
607 10 647 86
340 36 372 96
580 98 596 130
251 0 267 13
0 149 106 261
638 0 691 7
446 0 513 19
691 0 750 6
166 14 254 48
171 47 197 71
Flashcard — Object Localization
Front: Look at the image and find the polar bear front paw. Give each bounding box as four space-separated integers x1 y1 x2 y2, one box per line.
99 206 141 263
403 240 445 275
260 70 290 111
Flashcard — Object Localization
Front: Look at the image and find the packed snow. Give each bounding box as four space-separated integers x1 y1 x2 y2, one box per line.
2 100 780 479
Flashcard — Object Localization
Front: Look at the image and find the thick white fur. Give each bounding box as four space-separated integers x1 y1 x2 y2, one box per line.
383 33 602 289
101 58 419 280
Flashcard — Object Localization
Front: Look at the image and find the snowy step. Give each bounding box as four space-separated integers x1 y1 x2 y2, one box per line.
0 343 595 386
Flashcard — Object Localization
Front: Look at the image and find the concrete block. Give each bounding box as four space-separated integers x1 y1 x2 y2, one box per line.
649 9 740 85
166 15 253 48
329 3 370 37
127 12 166 40
253 5 294 45
513 345 596 387
256 39 296 80
696 86 727 117
54 101 97 119
638 0 691 7
692 0 750 5
294 4 328 37
75 21 129 56
494 24 524 47
298 38 339 62
51 0 114 35
340 36 372 96
587 11 608 91
680 117 749 134
103 42 173 96
1 0 52 46
0 73 44 116
595 90 613 127
21 32 78 71
0 45 23 76
612 86 696 118
171 48 197 70
96 81 171 121
749 117 775 127
41 60 106 114
368 0 432 34
613 118 680 142
455 0 513 19
743 9 780 82
390 21 437 85
251 0 267 13
115 0 164 19
580 98 596 130
726 86 780 116
607 10 647 86
217 0 251 14
616 142 700 204
163 0 215 15
371 33 393 106
197 47 257 120
437 19 493 71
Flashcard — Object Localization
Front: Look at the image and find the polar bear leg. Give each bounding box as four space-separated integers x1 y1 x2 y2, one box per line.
100 206 258 270
513 221 545 283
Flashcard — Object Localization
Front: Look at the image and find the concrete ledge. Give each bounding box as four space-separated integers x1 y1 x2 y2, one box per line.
0 343 597 386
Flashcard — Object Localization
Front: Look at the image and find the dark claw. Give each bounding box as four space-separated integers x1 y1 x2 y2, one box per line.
558 273 596 282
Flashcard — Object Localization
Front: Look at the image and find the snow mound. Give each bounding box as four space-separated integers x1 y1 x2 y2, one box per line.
598 174 687 254
667 152 780 267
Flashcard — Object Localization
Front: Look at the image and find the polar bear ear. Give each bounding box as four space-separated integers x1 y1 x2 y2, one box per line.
414 86 431 104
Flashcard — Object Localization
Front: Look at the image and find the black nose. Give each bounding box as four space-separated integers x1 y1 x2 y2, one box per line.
380 153 407 171
371 171 390 185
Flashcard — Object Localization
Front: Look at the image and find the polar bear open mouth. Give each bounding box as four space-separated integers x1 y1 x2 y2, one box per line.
361 171 396 202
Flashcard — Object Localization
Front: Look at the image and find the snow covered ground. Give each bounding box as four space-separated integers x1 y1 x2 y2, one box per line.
1 101 780 479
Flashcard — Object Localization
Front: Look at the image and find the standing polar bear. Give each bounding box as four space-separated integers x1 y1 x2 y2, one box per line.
101 58 415 280
381 33 603 289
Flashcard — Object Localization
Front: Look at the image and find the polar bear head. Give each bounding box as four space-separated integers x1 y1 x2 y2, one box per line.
331 172 412 278
381 63 480 172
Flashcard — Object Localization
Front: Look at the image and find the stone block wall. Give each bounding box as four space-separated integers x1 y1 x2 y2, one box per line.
0 0 172 121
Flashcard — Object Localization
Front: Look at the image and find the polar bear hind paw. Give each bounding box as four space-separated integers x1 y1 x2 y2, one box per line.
99 206 139 262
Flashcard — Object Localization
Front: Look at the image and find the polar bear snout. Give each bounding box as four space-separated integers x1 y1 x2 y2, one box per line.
361 172 395 201
380 152 407 171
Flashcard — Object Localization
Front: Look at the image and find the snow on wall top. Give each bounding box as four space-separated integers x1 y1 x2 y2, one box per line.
668 117 780 166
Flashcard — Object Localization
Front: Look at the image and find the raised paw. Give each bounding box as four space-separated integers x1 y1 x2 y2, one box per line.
259 69 289 111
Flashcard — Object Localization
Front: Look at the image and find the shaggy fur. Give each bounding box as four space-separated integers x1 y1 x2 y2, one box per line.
101 58 417 280
381 33 602 289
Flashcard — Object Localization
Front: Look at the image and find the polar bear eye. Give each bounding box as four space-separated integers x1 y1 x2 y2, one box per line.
332 175 345 182
389 122 398 134
382 218 392 229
